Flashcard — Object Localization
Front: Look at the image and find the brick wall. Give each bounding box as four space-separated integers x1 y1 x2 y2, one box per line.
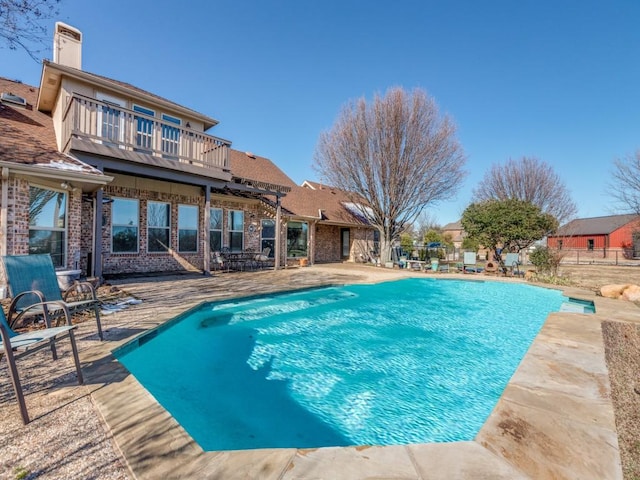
99 186 269 275
7 178 30 255
315 224 341 262
312 224 375 263
80 197 93 275
66 188 82 270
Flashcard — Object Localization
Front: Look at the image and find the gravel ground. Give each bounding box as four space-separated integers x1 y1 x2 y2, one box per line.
0 264 638 479
603 321 640 480
559 263 640 479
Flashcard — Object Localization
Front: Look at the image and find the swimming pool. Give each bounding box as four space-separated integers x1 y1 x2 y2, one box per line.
116 278 565 451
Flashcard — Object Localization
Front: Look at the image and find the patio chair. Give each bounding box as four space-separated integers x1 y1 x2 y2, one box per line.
504 252 525 277
0 301 84 424
2 254 103 340
254 247 271 269
463 251 481 273
211 251 228 273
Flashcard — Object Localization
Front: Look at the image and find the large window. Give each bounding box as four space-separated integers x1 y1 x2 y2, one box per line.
178 205 198 252
148 201 170 252
287 221 308 258
261 219 275 257
161 113 181 159
134 105 155 152
228 210 244 252
209 208 222 252
29 186 67 267
112 198 139 253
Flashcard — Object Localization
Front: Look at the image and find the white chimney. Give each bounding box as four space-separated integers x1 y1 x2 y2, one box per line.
53 22 82 70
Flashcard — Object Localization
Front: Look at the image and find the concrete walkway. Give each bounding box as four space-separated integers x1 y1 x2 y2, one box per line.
49 265 633 478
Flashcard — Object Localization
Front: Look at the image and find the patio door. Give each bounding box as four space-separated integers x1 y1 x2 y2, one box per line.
341 228 350 259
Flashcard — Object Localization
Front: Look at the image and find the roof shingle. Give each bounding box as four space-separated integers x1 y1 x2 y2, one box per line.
0 77 104 176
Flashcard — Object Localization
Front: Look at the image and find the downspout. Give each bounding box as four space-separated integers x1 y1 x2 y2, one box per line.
1 167 8 256
274 196 281 270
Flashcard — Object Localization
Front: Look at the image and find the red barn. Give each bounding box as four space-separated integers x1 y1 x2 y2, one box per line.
547 214 640 260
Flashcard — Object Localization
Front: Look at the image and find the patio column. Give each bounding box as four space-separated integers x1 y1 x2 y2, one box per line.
93 188 103 281
203 186 211 276
309 221 316 265
275 197 282 270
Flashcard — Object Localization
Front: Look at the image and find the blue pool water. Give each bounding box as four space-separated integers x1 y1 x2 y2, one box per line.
116 278 565 451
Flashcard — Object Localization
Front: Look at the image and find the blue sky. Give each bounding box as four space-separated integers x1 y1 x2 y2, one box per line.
2 0 639 225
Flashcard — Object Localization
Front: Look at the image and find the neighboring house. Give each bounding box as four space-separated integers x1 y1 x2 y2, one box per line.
442 220 465 250
547 214 640 258
0 22 373 281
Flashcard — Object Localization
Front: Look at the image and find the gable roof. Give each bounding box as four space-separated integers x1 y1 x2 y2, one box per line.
229 151 371 226
37 60 220 129
0 77 109 184
442 221 463 231
554 214 640 236
228 149 297 189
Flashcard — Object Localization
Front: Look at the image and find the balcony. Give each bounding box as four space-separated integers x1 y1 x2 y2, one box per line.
61 94 230 174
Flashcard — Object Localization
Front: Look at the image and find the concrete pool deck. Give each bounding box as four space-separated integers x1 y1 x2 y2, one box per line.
3 264 634 478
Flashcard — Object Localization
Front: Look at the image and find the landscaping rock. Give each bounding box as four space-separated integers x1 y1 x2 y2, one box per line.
622 284 640 302
601 284 631 299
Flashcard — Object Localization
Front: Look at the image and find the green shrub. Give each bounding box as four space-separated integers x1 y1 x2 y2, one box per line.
529 246 563 276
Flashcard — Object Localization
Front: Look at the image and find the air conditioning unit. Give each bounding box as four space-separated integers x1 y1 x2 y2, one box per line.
0 92 27 107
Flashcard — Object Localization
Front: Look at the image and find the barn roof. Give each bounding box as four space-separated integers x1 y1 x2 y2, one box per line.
554 214 640 236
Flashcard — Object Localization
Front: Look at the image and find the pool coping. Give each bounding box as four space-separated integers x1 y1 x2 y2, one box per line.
84 268 628 479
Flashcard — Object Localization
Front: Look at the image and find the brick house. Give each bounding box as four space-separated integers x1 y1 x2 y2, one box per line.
230 154 378 265
442 220 465 250
0 22 375 281
547 214 640 259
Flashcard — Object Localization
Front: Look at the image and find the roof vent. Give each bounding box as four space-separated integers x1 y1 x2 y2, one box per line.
245 152 256 159
0 92 27 107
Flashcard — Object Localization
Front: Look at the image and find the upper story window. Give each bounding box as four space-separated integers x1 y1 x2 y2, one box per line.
97 92 125 145
112 198 139 253
28 185 67 268
134 105 155 152
178 204 198 252
161 113 181 159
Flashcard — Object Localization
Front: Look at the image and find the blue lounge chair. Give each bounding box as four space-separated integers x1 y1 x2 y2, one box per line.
463 251 481 273
2 254 103 340
0 301 83 424
504 252 525 277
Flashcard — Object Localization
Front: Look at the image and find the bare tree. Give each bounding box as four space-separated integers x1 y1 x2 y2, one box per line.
611 151 640 215
314 87 466 263
0 0 60 62
473 157 577 224
414 211 439 243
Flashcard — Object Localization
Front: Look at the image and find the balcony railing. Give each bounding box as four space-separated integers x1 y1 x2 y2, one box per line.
61 94 230 171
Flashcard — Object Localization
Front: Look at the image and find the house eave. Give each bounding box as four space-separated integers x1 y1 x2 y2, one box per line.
0 160 113 192
37 61 219 130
